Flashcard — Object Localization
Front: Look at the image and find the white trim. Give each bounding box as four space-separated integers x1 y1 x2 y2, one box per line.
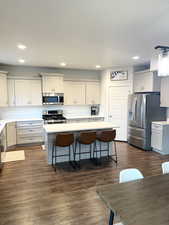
40 73 64 77
7 76 41 80
0 71 8 75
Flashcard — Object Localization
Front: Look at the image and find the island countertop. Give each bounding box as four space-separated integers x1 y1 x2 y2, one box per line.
44 121 118 134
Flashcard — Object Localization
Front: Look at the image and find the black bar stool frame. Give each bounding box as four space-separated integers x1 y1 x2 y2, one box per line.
52 133 76 171
74 132 96 168
94 130 118 164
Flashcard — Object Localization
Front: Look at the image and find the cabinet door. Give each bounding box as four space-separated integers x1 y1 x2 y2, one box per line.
30 80 42 105
42 76 64 93
7 122 16 147
8 79 15 106
1 127 7 152
15 80 31 106
0 74 8 107
134 71 153 92
15 80 42 106
64 82 85 105
151 131 163 151
86 82 100 104
160 77 169 107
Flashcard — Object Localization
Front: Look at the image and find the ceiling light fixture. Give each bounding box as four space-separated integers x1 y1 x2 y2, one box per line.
60 62 66 66
155 45 169 77
132 56 140 60
17 44 27 50
96 65 101 69
18 59 25 63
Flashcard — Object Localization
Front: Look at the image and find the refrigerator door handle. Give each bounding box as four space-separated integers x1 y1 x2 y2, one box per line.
132 96 137 121
135 98 137 122
141 95 146 128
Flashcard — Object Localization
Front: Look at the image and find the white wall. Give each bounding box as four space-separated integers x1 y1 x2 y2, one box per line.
0 105 91 120
100 67 133 120
0 65 100 81
0 65 101 120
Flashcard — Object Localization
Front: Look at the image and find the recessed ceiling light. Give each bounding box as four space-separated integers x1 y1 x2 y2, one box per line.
132 56 140 60
17 44 27 50
18 59 25 63
60 62 66 66
96 65 101 69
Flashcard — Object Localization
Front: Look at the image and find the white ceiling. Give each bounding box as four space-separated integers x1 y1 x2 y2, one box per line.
0 0 169 69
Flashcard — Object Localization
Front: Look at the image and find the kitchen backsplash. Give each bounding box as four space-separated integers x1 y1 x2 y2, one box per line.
0 105 91 120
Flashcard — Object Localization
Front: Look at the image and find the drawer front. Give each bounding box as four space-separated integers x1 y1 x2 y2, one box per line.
17 135 44 144
17 120 43 128
128 126 146 138
151 133 162 150
17 127 43 135
152 123 163 131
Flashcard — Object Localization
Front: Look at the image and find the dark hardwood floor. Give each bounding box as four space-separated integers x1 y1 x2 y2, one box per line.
0 143 169 225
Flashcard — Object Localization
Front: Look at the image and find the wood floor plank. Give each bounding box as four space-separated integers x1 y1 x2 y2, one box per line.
0 142 169 225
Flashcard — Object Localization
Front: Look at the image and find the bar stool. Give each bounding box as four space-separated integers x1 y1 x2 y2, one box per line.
74 131 96 168
52 133 74 171
94 130 117 163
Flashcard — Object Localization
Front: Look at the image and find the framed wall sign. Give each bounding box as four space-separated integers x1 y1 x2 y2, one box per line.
110 70 128 81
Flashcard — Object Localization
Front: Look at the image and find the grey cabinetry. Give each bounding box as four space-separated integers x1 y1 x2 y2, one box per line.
151 122 169 155
16 120 44 145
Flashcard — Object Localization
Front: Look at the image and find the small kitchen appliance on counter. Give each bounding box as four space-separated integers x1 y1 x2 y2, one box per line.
42 110 66 124
91 105 99 116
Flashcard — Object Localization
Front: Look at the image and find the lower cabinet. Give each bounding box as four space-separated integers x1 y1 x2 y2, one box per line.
0 126 7 164
16 120 44 145
7 122 16 148
151 123 169 155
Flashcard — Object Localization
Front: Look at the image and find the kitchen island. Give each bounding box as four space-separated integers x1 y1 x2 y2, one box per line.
44 122 118 164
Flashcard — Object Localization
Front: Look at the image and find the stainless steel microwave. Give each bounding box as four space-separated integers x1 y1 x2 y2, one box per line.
42 93 64 105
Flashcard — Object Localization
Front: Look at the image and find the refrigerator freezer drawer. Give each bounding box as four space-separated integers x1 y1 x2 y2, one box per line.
128 126 146 138
128 135 151 150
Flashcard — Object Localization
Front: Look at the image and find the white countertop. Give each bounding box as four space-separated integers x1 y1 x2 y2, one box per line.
152 121 169 125
0 118 43 134
64 115 104 119
44 121 118 134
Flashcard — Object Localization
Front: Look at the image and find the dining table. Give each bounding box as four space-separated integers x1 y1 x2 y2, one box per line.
97 174 169 225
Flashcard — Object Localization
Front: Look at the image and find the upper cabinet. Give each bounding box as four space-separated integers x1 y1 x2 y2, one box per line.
8 79 42 106
0 71 8 107
64 81 86 105
133 70 160 93
86 82 100 104
64 81 100 105
41 74 64 93
160 77 169 107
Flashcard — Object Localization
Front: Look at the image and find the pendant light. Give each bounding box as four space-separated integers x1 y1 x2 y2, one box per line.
155 45 169 76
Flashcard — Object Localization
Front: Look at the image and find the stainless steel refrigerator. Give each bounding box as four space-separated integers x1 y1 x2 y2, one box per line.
128 93 166 150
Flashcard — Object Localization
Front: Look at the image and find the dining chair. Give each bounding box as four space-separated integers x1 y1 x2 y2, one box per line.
162 162 169 174
119 168 144 183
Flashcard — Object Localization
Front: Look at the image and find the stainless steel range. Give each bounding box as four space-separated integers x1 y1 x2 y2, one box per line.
42 110 66 124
